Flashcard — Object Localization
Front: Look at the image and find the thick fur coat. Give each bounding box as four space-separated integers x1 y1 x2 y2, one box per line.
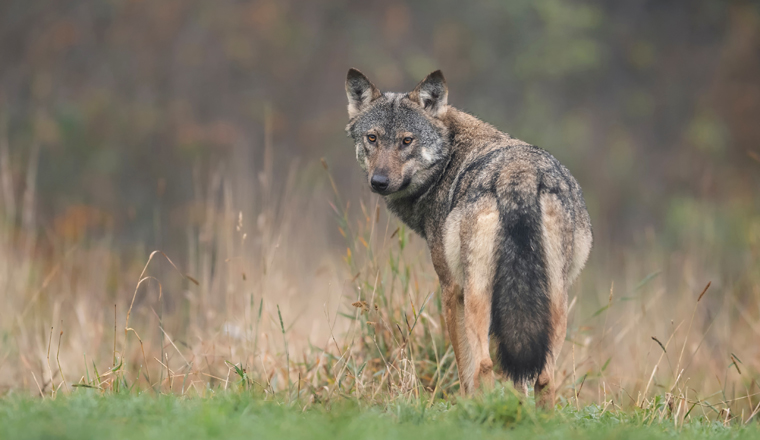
345 69 592 408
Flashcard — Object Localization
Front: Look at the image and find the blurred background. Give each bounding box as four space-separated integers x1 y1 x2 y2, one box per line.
2 0 759 249
0 0 758 404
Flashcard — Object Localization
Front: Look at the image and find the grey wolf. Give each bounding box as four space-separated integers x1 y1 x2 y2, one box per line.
344 69 592 408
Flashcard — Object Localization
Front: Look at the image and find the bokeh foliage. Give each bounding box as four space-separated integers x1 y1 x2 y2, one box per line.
0 0 758 249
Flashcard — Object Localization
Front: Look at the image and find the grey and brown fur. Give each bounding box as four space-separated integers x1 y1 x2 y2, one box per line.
344 69 592 409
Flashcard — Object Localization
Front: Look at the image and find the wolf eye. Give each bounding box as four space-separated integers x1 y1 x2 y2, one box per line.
402 137 413 145
367 134 377 143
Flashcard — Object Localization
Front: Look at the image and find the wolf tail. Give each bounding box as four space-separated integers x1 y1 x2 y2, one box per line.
490 190 552 384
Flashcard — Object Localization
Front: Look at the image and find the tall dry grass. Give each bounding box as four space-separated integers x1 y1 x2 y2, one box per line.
0 126 758 425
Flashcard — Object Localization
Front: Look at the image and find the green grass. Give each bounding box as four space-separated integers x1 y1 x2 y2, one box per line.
1 389 758 440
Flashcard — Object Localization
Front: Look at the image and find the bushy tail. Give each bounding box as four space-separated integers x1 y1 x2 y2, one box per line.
490 192 552 384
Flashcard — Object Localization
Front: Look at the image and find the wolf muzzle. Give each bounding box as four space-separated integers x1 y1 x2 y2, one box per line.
370 172 390 193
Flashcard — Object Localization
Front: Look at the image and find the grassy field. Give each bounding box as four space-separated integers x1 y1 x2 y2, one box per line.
0 158 759 438
3 1 760 437
2 389 758 440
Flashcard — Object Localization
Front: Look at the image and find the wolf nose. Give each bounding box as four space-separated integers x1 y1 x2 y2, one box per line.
370 174 389 192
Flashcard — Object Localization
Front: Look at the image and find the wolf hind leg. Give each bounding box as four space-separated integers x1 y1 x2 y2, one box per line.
535 305 566 409
534 363 555 409
461 202 500 392
535 192 570 409
463 283 494 391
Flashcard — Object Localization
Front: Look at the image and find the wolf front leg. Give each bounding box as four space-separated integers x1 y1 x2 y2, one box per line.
441 283 473 395
431 244 473 395
441 283 493 394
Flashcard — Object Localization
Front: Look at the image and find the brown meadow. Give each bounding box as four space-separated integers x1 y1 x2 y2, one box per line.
1 139 758 426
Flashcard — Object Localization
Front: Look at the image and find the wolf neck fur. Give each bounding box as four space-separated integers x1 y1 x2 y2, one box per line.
383 108 504 239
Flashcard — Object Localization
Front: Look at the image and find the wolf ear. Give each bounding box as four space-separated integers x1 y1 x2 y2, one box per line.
409 70 448 118
346 68 381 119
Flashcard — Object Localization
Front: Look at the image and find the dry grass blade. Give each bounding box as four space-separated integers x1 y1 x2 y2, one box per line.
46 326 54 398
651 336 667 354
125 250 198 338
56 326 69 393
641 321 683 406
697 282 711 302
672 282 711 393
747 397 760 424
31 371 43 398
149 307 191 369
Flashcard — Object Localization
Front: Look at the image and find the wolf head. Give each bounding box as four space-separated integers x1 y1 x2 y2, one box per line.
345 69 451 198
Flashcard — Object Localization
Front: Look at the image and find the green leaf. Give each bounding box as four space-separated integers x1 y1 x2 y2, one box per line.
633 271 661 291
338 312 358 320
601 357 611 372
589 304 609 319
111 356 123 372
